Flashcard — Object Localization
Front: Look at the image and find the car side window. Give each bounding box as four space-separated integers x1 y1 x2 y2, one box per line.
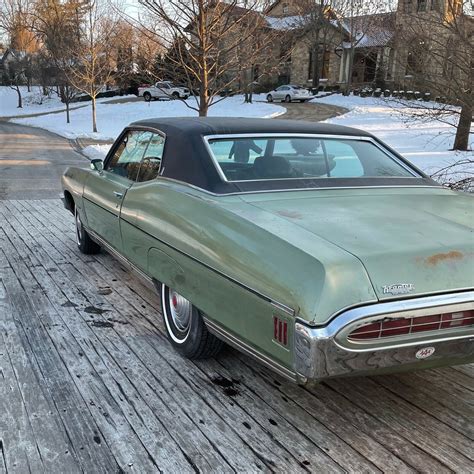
136 133 165 182
105 130 152 181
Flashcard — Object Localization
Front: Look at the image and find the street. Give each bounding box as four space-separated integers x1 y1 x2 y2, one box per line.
0 122 86 200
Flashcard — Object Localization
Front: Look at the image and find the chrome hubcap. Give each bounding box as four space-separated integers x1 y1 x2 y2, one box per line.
168 290 192 332
75 211 83 245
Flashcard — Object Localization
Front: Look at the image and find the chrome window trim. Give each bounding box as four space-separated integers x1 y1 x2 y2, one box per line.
202 133 420 184
157 175 442 196
297 291 474 353
155 176 442 197
103 126 167 180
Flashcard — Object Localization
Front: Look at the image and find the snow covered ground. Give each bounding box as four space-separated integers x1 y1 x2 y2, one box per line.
0 86 134 118
313 94 473 184
0 86 66 117
11 95 286 141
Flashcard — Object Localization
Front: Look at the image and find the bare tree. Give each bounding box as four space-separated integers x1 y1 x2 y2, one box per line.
32 0 86 123
137 0 278 116
333 0 387 95
393 0 473 151
65 0 121 132
288 0 340 89
0 0 39 104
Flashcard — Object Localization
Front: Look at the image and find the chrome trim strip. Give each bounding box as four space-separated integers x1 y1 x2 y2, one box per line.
203 317 297 382
156 176 442 198
202 133 420 183
298 291 474 353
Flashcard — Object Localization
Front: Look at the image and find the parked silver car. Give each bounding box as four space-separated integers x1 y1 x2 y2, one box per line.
267 85 313 103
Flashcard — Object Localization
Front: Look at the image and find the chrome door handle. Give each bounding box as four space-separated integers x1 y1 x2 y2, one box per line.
113 191 123 199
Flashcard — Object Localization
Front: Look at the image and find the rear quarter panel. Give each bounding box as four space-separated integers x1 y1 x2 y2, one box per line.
120 179 376 370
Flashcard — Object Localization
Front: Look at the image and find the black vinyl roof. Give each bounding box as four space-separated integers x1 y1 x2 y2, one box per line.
129 117 431 194
131 116 372 138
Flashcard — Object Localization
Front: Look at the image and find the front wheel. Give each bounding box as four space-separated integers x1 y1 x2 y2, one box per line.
161 284 223 359
75 207 100 254
172 91 180 100
143 92 152 102
267 94 273 102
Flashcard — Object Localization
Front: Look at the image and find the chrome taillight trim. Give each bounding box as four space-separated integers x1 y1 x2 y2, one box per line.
297 291 474 353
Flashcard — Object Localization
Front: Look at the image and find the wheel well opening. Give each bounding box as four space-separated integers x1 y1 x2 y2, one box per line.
64 191 75 214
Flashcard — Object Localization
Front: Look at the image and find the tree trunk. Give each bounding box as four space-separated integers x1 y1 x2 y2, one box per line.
66 100 71 124
344 48 355 96
452 100 472 151
199 97 208 117
15 86 23 108
92 96 98 132
311 45 320 89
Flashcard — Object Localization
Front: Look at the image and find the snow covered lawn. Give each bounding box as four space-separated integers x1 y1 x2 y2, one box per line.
0 86 137 118
0 86 65 117
313 94 473 184
11 95 286 141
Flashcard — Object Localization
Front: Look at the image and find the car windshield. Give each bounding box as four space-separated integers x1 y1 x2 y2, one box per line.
206 136 417 182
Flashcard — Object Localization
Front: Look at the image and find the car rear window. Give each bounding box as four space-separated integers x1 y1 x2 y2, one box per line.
206 136 417 182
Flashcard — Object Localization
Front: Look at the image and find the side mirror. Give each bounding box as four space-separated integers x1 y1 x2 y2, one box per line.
90 159 103 173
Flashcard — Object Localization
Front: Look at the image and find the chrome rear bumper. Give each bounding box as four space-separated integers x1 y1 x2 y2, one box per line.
295 291 474 383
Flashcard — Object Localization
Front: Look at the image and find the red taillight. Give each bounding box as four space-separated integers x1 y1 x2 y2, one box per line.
348 310 474 341
273 316 288 346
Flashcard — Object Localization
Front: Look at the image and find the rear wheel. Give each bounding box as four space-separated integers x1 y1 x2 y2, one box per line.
161 284 223 359
143 92 152 102
75 208 100 254
284 95 291 103
267 94 273 102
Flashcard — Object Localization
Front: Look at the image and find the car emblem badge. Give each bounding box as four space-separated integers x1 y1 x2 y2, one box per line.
415 347 435 359
382 283 415 295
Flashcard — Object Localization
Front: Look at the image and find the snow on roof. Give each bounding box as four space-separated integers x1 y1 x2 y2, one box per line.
265 14 305 30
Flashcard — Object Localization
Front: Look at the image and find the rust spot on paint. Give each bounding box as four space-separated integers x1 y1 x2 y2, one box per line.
424 250 464 266
277 210 303 219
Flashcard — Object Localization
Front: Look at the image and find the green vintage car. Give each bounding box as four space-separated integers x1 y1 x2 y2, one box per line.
61 117 474 383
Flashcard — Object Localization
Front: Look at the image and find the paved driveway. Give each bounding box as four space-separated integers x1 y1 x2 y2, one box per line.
0 122 86 200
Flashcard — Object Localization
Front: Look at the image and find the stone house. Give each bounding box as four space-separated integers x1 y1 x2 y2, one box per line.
263 0 471 92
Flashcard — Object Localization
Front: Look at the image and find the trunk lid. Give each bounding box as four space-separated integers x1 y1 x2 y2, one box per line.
240 187 474 300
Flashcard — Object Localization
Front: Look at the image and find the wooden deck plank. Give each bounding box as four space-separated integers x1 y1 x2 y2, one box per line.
213 353 417 473
2 204 202 472
376 374 473 439
325 377 473 471
1 198 473 473
4 202 272 472
55 263 311 473
232 354 452 474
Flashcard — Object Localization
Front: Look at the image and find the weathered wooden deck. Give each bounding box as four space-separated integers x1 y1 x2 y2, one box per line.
0 199 472 473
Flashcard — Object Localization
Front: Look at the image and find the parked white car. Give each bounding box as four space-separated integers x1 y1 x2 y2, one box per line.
267 85 313 103
138 81 190 101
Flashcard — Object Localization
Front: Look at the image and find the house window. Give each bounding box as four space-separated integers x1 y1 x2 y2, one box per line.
403 0 413 13
417 0 427 11
308 48 330 80
282 3 289 14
